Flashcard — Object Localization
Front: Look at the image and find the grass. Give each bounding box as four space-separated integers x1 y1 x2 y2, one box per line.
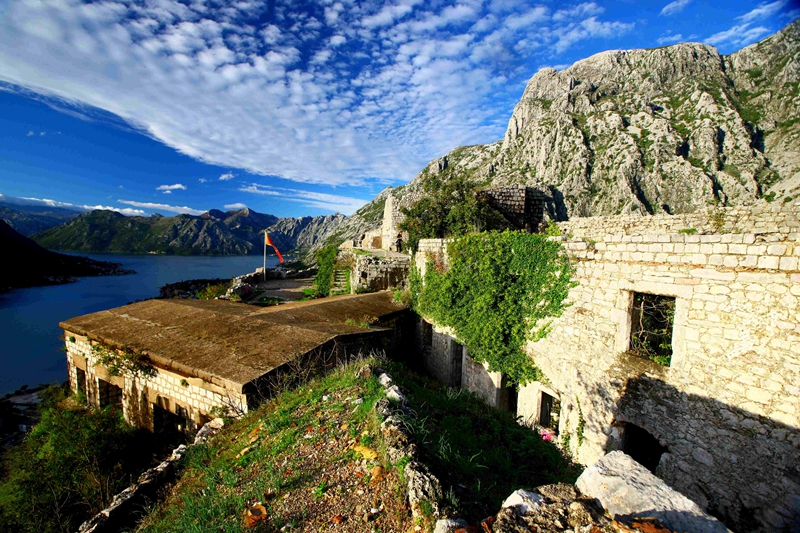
252 296 282 307
383 361 579 523
136 358 404 533
196 282 229 300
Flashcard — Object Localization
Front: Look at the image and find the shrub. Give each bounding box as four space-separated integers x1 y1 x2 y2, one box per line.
399 173 508 252
0 387 158 533
313 244 338 297
196 282 228 300
678 227 698 235
412 231 573 385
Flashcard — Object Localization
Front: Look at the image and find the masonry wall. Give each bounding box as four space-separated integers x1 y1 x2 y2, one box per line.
65 333 247 432
527 228 799 532
351 255 410 293
413 205 800 531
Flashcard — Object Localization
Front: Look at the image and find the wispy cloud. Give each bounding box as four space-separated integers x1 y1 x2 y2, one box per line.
660 0 692 17
117 200 205 215
657 33 685 44
706 24 771 47
705 1 788 48
156 183 187 194
239 183 366 215
198 178 208 183
219 172 235 181
26 130 33 136
737 1 787 24
224 202 247 209
3 195 146 215
0 0 638 187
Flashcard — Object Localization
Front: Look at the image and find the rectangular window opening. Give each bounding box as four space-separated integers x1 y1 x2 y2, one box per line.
629 292 675 366
75 368 86 396
539 391 560 435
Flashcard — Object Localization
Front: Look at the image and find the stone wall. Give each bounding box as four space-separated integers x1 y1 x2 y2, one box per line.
65 334 247 431
479 185 548 231
381 195 405 251
351 255 410 293
558 203 800 241
412 204 800 531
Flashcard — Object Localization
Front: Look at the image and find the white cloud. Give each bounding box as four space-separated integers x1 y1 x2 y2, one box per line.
156 183 187 194
198 178 208 183
8 195 146 215
239 183 366 215
737 1 787 24
553 3 603 22
224 202 247 209
705 24 771 48
657 33 684 44
219 172 235 181
117 200 205 215
0 0 640 189
26 130 33 136
660 0 692 17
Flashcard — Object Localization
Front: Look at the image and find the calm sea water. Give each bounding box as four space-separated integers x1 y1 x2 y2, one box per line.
0 254 280 395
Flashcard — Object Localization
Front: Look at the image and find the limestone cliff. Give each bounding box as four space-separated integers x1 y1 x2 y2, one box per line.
385 20 800 223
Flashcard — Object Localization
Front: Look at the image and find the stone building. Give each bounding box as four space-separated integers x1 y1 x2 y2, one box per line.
413 203 800 532
61 292 410 434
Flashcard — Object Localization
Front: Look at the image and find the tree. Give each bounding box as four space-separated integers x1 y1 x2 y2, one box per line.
399 173 508 252
0 387 157 533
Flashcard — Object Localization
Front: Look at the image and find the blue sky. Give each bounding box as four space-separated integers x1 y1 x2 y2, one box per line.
0 0 797 218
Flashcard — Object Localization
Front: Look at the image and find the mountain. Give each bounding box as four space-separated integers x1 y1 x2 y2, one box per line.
356 19 800 229
0 202 79 236
0 220 130 291
32 208 347 257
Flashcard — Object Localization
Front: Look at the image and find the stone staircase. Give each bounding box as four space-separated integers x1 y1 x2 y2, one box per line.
331 269 350 295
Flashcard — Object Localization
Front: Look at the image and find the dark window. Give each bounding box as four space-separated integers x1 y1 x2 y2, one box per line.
97 378 122 408
620 422 668 473
451 340 463 388
75 368 86 395
539 391 560 434
630 292 675 366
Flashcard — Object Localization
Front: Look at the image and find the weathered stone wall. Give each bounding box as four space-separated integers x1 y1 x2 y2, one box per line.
381 195 405 251
461 355 508 410
413 205 800 531
479 185 548 231
527 230 799 531
558 203 800 241
351 255 410 293
65 334 247 430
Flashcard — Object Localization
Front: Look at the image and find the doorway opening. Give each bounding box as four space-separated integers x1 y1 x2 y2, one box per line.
620 422 668 473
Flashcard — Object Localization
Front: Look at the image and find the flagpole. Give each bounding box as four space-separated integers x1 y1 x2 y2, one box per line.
263 231 266 282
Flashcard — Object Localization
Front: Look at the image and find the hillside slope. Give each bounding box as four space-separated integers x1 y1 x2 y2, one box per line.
0 220 130 290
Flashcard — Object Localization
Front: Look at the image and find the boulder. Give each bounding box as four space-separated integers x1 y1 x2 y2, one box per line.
576 451 731 533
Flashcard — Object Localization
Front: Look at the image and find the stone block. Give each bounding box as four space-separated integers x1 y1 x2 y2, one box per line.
575 452 729 533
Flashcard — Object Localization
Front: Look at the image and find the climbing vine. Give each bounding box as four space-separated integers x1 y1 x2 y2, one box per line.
92 344 156 379
412 231 574 385
313 244 338 297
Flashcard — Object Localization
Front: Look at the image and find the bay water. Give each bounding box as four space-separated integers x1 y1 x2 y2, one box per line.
0 254 280 395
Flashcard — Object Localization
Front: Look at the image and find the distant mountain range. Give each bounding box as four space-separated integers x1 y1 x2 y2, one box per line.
0 200 80 236
31 207 346 257
0 220 131 291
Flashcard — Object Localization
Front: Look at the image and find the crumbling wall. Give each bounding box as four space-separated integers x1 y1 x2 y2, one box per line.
351 255 410 293
413 206 800 531
528 230 799 531
64 334 247 430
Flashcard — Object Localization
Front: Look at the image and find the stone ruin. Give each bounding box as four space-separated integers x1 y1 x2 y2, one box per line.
413 202 800 532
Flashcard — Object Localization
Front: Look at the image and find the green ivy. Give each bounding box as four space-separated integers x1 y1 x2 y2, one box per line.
412 231 573 385
313 244 338 297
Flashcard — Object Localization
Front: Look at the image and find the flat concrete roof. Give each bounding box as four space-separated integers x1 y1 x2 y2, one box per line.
61 292 407 392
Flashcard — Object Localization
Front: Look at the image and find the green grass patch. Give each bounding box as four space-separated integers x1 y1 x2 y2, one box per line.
385 362 579 523
196 282 229 300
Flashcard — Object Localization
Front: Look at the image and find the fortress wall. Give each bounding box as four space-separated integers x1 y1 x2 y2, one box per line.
558 203 800 241
64 334 247 431
414 219 800 530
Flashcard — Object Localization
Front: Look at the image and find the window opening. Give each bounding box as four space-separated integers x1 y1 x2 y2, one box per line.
630 292 675 366
539 391 560 434
75 368 86 396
